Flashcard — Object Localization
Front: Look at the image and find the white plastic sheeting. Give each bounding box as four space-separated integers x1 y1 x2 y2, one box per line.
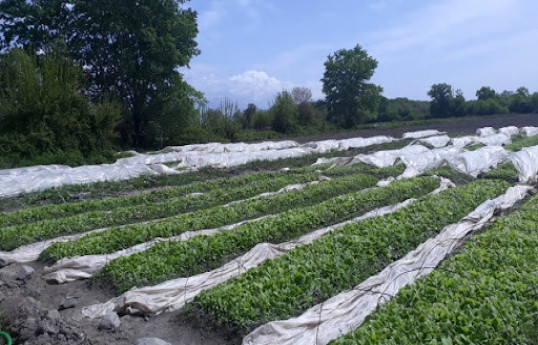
302 136 394 153
0 163 177 199
499 126 520 137
242 185 534 345
444 146 510 177
81 178 454 319
509 145 538 184
402 129 443 139
476 126 497 137
476 133 511 146
417 135 451 148
521 126 538 137
0 136 394 199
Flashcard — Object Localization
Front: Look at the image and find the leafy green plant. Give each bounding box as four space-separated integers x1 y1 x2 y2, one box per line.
96 176 439 293
40 173 382 261
331 191 538 345
185 179 510 335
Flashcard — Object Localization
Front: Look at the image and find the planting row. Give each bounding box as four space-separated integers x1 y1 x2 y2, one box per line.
332 190 538 344
0 170 291 227
39 171 395 261
0 139 411 213
184 179 511 335
95 176 440 293
0 172 325 251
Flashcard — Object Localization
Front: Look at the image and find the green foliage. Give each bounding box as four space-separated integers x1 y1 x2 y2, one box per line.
428 83 454 118
40 172 385 261
3 172 325 251
322 45 382 128
482 162 519 183
97 176 440 293
332 192 538 345
0 0 200 149
377 97 429 122
505 133 538 151
476 86 496 100
187 179 510 334
271 91 299 134
0 48 120 166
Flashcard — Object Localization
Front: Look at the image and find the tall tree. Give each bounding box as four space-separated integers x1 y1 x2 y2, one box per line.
428 83 454 118
321 45 382 128
0 0 200 148
476 86 496 100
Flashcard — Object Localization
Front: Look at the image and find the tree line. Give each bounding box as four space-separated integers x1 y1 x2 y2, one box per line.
0 1 536 168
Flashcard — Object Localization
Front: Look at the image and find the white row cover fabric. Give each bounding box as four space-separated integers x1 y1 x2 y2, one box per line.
0 163 179 199
0 136 393 199
416 135 451 148
521 126 538 137
402 129 443 139
242 185 534 345
444 146 510 177
509 145 538 184
81 178 453 319
476 126 497 137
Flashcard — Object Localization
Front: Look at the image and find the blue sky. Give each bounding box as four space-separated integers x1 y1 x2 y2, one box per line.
183 0 538 109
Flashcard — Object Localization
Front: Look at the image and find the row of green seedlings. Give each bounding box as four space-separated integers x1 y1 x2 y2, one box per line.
0 172 319 250
39 167 402 261
331 187 538 344
0 139 412 213
182 179 512 337
94 176 441 293
0 161 380 228
3 164 403 252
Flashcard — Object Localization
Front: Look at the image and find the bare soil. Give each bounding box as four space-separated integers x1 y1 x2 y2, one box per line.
1 113 537 345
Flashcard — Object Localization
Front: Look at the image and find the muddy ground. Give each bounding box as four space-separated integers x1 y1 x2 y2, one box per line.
1 113 537 345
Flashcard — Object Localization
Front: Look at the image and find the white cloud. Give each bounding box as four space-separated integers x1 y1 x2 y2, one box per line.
185 68 294 108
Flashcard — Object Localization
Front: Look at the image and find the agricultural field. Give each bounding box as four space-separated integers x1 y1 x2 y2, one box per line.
0 123 537 345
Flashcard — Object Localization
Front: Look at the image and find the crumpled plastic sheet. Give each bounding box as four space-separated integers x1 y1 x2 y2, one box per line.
396 147 462 179
402 129 443 139
0 136 396 199
417 135 451 148
444 146 510 177
0 163 178 199
476 133 511 146
476 126 497 137
509 145 538 184
498 126 520 137
301 136 394 153
242 185 534 345
521 126 538 137
81 178 454 319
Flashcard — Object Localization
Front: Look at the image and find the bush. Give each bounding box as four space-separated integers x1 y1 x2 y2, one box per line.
0 48 121 167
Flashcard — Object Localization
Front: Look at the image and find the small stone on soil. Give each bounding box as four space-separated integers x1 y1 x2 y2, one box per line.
59 297 78 310
16 265 35 280
98 311 121 330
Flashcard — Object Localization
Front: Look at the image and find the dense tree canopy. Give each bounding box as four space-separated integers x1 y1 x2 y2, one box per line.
0 0 200 148
321 45 382 128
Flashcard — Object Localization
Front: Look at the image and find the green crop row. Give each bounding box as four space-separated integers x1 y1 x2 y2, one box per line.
332 190 538 344
505 133 538 151
0 139 411 213
0 170 287 227
184 179 511 335
0 173 326 251
40 172 387 261
96 176 440 293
